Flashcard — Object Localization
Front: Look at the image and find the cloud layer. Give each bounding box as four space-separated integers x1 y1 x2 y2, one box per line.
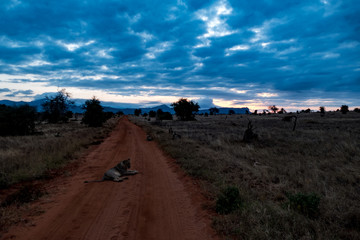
0 0 359 110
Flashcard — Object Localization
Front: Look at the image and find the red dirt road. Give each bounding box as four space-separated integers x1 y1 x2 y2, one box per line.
2 117 218 240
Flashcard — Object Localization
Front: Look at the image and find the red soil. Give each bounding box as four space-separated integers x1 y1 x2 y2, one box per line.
2 117 218 240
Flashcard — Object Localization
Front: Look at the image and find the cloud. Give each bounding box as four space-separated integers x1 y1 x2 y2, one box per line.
0 0 359 110
0 88 11 93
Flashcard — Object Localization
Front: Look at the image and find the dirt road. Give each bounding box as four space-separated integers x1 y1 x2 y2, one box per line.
3 117 218 240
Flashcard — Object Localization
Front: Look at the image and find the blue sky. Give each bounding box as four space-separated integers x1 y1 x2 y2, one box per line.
0 0 359 111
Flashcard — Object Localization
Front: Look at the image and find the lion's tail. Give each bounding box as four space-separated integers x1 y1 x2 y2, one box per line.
84 179 104 183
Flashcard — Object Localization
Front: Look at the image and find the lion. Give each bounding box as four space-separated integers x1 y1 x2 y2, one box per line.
84 158 138 183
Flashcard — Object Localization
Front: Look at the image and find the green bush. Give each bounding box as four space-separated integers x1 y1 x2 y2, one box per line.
285 192 321 218
216 186 242 214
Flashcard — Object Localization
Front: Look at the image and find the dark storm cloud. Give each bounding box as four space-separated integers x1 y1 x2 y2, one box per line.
0 0 359 109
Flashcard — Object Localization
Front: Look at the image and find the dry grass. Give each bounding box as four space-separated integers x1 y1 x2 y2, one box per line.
0 118 118 188
130 112 360 240
0 117 119 233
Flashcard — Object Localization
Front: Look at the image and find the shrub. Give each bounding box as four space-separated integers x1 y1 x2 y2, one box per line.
216 186 242 214
134 109 142 116
209 107 219 115
285 192 321 218
149 110 156 118
340 105 349 114
82 97 105 127
156 109 173 120
0 104 37 136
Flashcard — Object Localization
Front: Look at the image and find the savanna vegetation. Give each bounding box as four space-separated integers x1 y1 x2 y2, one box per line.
130 110 360 239
0 90 119 234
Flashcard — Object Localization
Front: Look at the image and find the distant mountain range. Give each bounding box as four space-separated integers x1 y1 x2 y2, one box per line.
0 99 250 115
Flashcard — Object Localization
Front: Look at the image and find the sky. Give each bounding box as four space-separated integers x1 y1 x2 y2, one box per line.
0 0 359 111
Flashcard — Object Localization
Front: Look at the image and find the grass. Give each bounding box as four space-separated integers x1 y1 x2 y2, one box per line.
0 117 119 233
0 118 118 188
130 112 360 239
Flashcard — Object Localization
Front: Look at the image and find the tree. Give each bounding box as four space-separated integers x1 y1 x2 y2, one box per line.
42 89 74 123
319 106 325 117
134 109 142 116
301 108 311 113
228 109 235 115
82 97 105 127
268 105 279 114
156 109 173 120
171 98 200 121
0 104 37 136
340 105 349 114
278 108 287 114
148 110 156 118
209 107 219 115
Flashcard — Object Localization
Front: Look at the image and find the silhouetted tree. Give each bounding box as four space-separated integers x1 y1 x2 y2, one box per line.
229 109 235 115
0 104 37 136
103 111 115 120
209 107 219 115
340 105 349 114
134 109 142 116
319 106 325 117
42 89 74 123
82 97 105 127
301 108 311 113
171 98 200 121
148 110 156 118
354 108 360 113
278 108 287 114
156 109 173 120
268 105 278 113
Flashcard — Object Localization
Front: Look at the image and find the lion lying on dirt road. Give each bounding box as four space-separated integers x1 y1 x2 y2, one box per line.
84 158 138 183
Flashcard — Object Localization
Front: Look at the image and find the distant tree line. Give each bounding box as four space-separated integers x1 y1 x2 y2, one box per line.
0 89 115 136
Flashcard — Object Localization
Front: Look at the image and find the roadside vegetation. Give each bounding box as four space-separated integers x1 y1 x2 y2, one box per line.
0 90 119 234
0 117 119 233
130 111 360 239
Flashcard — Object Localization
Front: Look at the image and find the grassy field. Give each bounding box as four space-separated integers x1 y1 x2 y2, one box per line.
0 117 119 232
130 112 360 240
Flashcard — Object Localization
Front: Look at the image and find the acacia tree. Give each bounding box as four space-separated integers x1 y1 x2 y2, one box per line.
42 89 74 123
171 98 200 121
82 97 105 127
268 105 279 114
